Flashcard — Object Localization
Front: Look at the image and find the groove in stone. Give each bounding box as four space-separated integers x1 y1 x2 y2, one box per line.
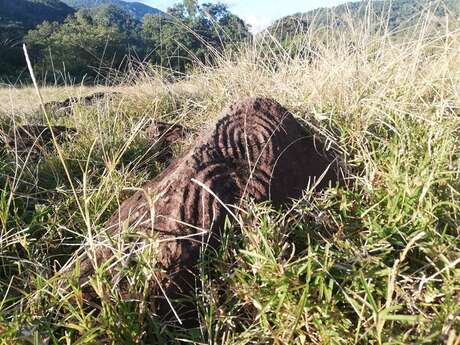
75 97 338 324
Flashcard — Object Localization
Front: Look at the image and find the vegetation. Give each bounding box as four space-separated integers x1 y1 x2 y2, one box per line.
267 0 459 42
3 0 458 84
62 0 164 20
142 1 250 72
25 5 145 83
0 2 459 343
0 0 74 34
0 0 75 81
1 0 250 83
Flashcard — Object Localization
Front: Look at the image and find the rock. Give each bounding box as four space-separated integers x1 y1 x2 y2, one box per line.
77 97 337 324
44 92 120 116
145 121 191 164
4 125 76 154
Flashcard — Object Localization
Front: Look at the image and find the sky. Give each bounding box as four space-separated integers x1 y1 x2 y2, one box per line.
128 0 350 33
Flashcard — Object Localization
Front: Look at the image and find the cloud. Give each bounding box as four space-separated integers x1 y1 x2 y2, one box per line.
242 14 273 33
217 0 239 6
127 0 273 33
201 0 271 33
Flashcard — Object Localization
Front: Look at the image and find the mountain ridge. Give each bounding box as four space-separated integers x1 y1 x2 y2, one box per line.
0 0 75 43
266 0 458 40
62 0 163 20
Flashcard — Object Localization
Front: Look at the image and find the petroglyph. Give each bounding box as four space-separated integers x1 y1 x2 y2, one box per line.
77 97 337 322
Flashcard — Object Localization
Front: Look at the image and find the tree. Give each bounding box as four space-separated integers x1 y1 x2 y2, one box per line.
0 0 75 82
183 0 198 19
25 6 142 82
3 0 250 82
142 1 250 73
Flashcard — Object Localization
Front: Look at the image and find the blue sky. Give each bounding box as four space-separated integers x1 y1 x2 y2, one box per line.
128 0 350 32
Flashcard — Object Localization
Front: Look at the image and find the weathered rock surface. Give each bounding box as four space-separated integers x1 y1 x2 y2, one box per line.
77 97 337 322
44 92 120 116
145 121 191 164
4 125 76 154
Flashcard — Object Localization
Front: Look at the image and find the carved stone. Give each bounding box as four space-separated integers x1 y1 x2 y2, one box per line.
77 97 337 323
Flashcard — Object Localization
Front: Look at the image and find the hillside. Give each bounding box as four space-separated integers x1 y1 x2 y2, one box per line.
18 1 249 83
267 0 459 40
62 0 163 20
0 0 75 43
0 0 249 82
0 0 75 80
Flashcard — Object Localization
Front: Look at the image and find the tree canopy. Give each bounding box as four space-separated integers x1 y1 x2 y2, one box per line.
142 1 250 72
22 1 250 82
62 0 164 20
25 6 133 82
0 0 75 81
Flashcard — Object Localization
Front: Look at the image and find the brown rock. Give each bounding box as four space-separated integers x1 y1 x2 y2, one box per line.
5 125 76 154
44 92 120 116
145 121 191 164
77 97 337 323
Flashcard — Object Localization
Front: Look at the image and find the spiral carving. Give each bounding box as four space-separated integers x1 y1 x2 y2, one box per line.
77 97 336 322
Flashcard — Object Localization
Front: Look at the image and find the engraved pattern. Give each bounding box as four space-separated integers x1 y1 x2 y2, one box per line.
77 97 336 316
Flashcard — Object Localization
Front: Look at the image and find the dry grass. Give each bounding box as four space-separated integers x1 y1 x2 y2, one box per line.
0 8 459 345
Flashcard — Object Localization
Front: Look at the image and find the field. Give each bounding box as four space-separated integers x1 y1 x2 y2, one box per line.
0 15 459 345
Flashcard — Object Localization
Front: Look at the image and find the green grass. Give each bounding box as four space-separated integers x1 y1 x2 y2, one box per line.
0 12 460 345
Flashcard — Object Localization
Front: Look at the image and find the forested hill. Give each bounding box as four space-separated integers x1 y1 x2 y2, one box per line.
62 0 163 20
268 0 459 40
0 1 250 83
0 0 75 42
